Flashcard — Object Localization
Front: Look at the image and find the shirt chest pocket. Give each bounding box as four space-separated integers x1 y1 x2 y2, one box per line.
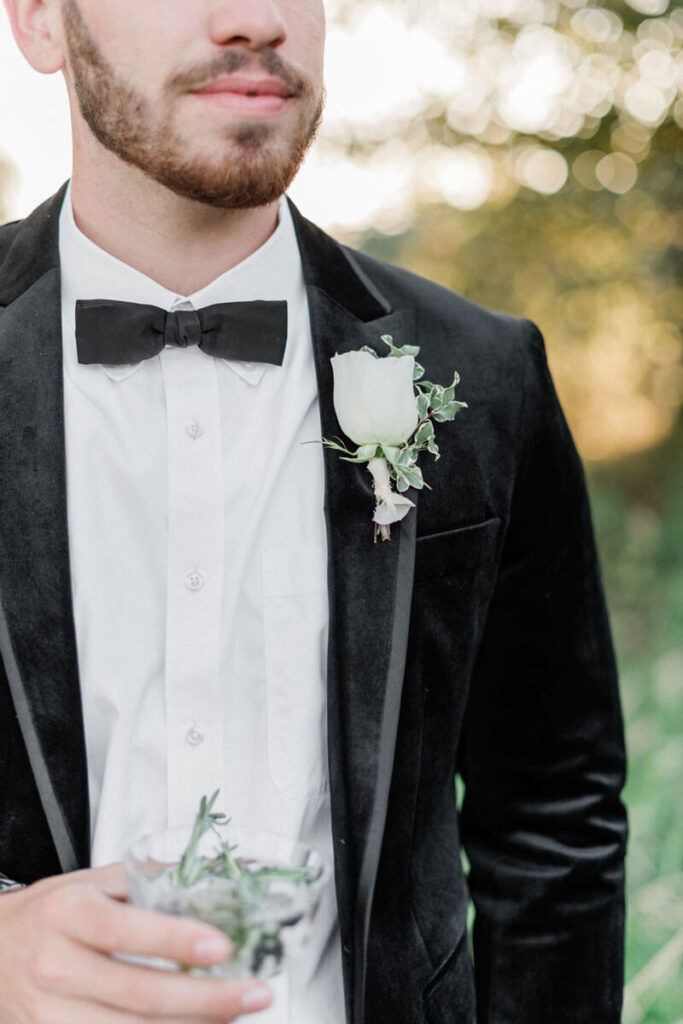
262 545 330 801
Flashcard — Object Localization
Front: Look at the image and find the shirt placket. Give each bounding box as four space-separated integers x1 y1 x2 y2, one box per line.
161 318 225 828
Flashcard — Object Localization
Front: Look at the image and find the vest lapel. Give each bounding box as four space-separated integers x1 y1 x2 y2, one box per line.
290 202 418 1024
0 187 90 873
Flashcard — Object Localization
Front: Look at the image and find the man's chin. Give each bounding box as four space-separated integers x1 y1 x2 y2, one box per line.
108 97 322 208
145 158 295 210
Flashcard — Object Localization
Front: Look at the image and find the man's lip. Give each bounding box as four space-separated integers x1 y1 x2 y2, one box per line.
191 76 293 98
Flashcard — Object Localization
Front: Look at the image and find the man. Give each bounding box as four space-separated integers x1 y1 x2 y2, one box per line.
0 0 628 1022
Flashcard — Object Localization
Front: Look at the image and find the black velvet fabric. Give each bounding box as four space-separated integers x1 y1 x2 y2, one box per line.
0 189 89 878
0 189 627 1024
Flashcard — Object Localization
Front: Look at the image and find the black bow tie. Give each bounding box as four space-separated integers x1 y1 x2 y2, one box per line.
75 298 288 367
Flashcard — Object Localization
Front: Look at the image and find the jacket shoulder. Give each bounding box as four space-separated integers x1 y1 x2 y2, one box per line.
0 187 65 305
341 243 541 367
0 218 22 260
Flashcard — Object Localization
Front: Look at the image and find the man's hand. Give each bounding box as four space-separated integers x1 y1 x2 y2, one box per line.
0 863 273 1023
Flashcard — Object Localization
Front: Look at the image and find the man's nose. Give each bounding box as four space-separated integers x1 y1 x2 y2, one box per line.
208 0 287 50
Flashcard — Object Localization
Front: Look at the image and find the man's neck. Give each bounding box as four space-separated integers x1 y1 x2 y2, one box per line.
70 158 280 297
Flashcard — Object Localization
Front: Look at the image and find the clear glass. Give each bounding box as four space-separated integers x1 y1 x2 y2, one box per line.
125 824 329 979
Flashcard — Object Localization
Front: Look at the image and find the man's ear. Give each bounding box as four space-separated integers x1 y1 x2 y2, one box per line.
4 0 66 74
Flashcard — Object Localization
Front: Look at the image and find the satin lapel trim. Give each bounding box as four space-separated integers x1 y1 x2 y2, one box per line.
304 279 418 1024
352 504 417 1024
0 267 89 872
0 592 80 871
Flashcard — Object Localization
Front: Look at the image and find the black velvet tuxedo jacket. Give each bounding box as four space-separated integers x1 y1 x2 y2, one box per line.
0 187 628 1024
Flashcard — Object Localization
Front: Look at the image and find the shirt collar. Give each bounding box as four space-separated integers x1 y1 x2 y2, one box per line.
59 184 302 386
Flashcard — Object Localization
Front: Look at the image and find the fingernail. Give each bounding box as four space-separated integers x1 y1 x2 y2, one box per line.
194 936 231 960
241 985 272 1010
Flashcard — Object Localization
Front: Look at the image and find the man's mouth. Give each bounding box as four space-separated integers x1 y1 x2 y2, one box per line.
190 75 295 115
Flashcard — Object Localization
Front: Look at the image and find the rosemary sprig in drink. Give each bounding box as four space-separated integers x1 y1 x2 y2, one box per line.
160 792 317 977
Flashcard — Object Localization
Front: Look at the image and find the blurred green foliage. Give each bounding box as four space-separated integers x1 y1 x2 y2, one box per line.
591 421 683 1022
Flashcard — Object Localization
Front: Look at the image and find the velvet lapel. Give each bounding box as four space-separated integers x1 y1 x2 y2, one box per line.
290 201 418 1024
0 187 90 873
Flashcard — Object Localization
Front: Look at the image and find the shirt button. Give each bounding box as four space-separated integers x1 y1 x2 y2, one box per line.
185 725 205 747
184 570 204 591
185 419 204 440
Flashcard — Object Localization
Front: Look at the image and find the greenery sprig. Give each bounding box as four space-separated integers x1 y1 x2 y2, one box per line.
173 790 313 894
323 334 467 495
159 792 317 976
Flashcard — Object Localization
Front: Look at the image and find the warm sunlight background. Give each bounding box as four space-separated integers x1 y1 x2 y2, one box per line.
2 0 680 462
1 1 681 1021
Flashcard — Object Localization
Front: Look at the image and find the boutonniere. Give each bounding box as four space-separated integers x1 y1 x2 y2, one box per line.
325 335 467 542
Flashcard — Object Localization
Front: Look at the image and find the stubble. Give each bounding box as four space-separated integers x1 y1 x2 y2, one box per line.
61 0 325 208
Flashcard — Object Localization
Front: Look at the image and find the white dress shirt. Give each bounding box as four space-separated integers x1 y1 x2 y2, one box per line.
59 188 344 1023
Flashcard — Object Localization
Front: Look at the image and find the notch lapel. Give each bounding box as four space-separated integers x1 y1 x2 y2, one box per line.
290 202 418 1024
0 188 90 873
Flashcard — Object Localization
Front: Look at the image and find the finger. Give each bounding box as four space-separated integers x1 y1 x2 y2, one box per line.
64 946 273 1019
88 862 129 900
61 886 233 967
22 998 132 1024
25 995 241 1024
25 862 128 898
70 862 129 899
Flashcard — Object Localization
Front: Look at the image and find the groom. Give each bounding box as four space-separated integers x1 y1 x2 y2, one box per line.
0 0 628 1022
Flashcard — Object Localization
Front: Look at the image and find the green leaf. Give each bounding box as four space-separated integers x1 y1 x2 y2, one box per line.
415 420 435 446
442 386 456 405
452 370 461 387
380 334 399 355
382 446 401 466
416 392 430 421
177 789 228 888
398 445 418 468
322 436 356 456
433 404 456 422
396 464 424 490
427 436 440 460
357 444 379 460
380 334 422 360
412 360 425 381
433 399 468 422
429 385 445 410
360 345 379 358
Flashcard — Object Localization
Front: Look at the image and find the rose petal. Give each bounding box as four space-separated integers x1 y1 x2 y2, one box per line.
331 352 418 446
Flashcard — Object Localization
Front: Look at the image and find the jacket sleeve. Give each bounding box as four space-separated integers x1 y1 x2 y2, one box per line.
458 320 628 1024
0 872 25 892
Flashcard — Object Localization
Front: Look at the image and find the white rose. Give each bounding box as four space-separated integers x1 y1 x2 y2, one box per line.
331 351 419 447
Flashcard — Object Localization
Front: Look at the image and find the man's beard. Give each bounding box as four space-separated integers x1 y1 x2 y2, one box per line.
61 0 325 208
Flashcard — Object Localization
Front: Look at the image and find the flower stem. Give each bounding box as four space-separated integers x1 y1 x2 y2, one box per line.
408 409 436 444
374 522 391 543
